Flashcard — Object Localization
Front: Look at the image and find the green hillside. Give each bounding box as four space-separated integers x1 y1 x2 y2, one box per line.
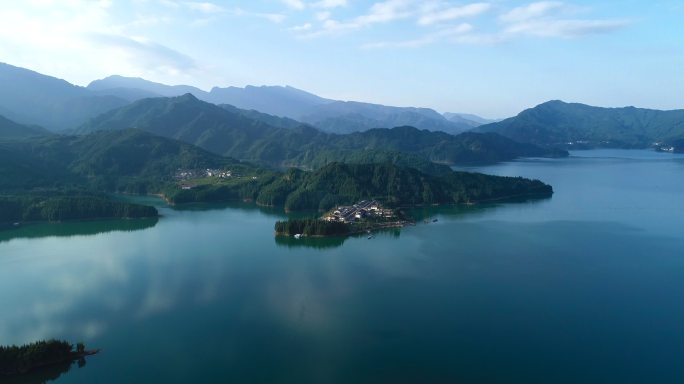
78 94 567 168
0 129 254 223
478 100 684 148
168 162 553 212
0 129 246 193
1 129 553 224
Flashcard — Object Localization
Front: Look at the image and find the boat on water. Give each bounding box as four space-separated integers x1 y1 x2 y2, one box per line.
367 235 374 239
432 219 438 223
294 234 302 239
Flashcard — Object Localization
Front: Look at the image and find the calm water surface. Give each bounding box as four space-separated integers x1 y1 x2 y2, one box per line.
1 149 684 383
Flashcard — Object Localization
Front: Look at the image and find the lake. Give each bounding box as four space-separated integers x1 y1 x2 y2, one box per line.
2 149 684 383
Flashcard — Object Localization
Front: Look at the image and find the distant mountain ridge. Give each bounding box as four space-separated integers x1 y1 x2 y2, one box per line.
87 75 478 135
0 115 50 140
77 94 567 168
478 100 684 148
0 63 488 135
444 112 499 126
297 100 472 134
0 63 129 131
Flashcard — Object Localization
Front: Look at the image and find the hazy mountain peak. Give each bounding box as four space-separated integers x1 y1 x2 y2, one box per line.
175 93 199 102
0 63 129 131
0 114 51 139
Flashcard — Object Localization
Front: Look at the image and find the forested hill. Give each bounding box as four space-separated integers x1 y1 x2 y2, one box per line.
477 100 684 148
0 129 248 193
168 162 553 212
0 115 50 140
78 94 567 168
0 129 252 223
1 129 552 220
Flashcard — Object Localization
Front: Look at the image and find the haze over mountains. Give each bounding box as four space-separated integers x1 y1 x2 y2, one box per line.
0 63 128 131
87 74 481 135
0 115 50 140
2 62 684 155
0 62 491 135
77 94 565 169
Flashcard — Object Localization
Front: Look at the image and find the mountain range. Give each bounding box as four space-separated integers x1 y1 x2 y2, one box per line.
478 100 684 148
0 62 495 135
76 94 566 168
0 63 129 131
4 62 684 151
0 115 50 140
87 74 482 135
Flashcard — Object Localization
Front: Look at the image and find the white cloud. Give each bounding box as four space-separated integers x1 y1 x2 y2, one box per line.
288 0 629 44
183 1 224 14
418 2 491 26
316 11 331 21
230 7 287 23
363 22 473 49
504 18 630 37
158 0 181 8
261 13 288 23
499 1 630 39
289 22 313 31
311 0 348 8
301 0 414 37
281 0 306 10
356 0 414 25
500 1 565 22
90 33 196 71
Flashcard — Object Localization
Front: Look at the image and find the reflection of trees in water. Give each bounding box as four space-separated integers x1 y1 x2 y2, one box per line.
275 235 346 249
0 217 159 243
2 359 75 384
274 227 403 249
170 201 286 216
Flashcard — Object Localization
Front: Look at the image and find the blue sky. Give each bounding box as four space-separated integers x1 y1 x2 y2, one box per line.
0 0 682 117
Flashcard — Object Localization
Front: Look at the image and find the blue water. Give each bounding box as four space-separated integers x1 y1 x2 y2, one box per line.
1 149 683 383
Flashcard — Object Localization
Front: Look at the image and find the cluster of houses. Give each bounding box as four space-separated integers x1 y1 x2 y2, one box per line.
175 168 243 181
324 200 395 224
175 168 234 180
176 168 259 190
654 142 676 152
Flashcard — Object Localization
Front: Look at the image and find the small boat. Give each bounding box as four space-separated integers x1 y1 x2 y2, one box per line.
367 235 374 239
13 222 20 227
432 219 438 223
294 234 302 239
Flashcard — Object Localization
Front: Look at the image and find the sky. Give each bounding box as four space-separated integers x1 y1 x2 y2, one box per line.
0 0 682 118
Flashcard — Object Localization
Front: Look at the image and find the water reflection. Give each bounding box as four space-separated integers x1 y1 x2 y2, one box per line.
407 195 552 222
0 218 158 244
167 200 318 220
3 360 73 384
275 235 347 249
